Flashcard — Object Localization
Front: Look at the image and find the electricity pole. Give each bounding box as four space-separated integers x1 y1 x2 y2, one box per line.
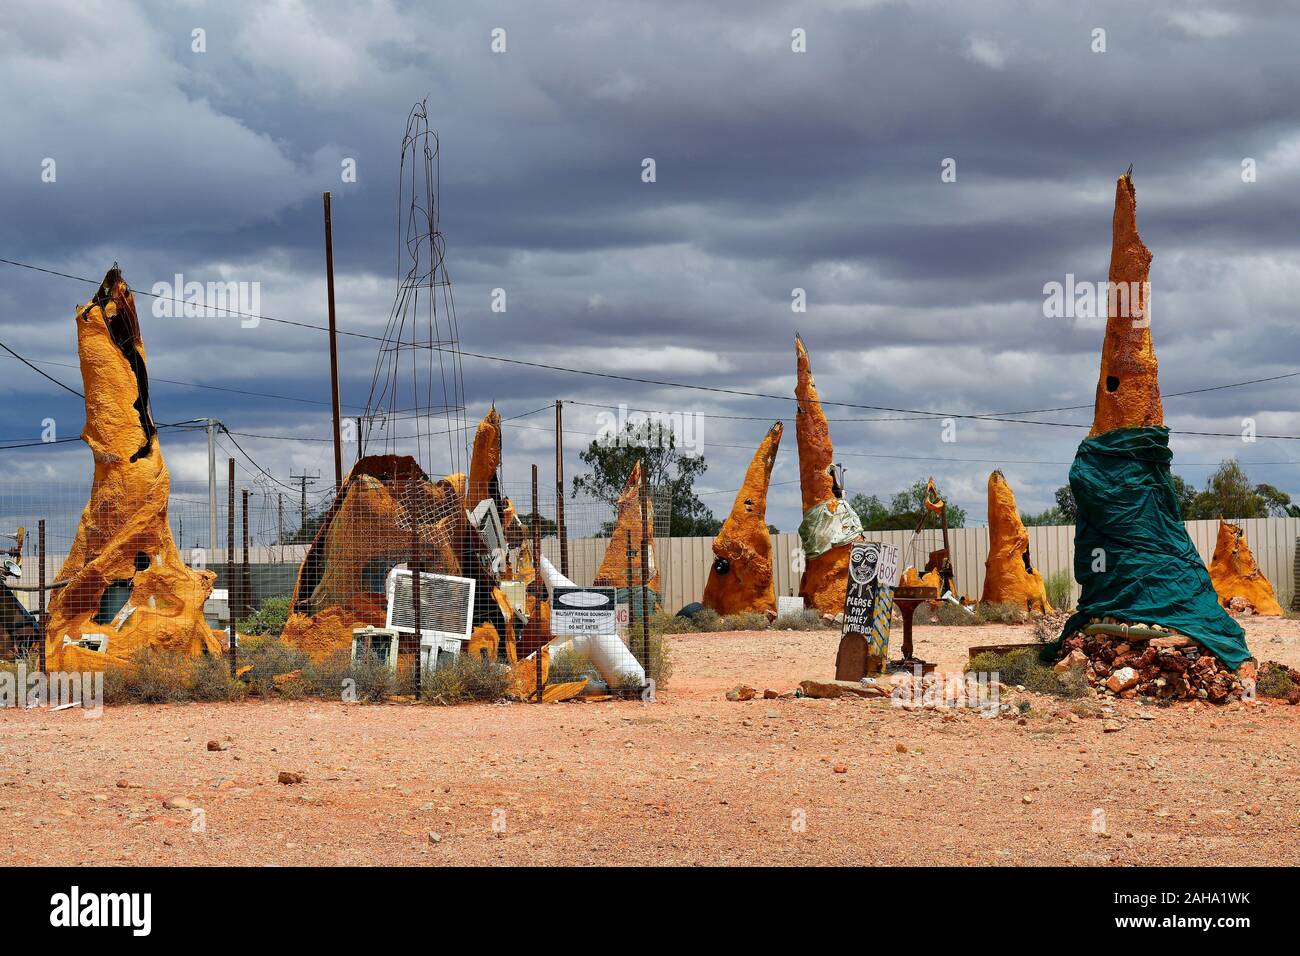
289 471 319 539
323 192 344 494
207 418 219 552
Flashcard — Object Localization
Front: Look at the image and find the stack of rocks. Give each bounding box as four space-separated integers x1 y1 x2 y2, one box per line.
1055 623 1251 704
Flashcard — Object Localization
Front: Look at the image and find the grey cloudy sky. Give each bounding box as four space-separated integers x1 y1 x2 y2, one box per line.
2 0 1299 535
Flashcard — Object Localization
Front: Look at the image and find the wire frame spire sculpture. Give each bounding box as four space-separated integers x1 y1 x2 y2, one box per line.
362 100 468 477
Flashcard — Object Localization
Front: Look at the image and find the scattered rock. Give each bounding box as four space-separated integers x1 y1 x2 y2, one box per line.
799 678 885 700
1054 649 1087 673
206 739 231 752
1105 667 1139 693
832 764 847 774
277 772 304 785
726 685 757 702
162 796 194 810
1102 720 1124 733
1244 804 1262 816
428 831 442 844
895 743 908 753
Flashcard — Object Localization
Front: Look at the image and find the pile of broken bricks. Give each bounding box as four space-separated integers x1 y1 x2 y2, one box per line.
1055 626 1252 705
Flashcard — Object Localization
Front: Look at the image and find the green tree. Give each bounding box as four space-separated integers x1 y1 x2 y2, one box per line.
849 481 966 531
1021 506 1067 527
1168 473 1197 518
572 420 721 537
1053 485 1077 523
1188 459 1267 520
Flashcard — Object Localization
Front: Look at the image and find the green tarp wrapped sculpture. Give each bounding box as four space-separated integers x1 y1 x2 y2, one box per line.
1057 427 1249 669
1047 170 1251 677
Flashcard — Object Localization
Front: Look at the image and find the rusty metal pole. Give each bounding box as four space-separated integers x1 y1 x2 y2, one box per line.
638 468 652 680
323 191 344 494
227 458 237 677
625 528 635 632
37 519 46 672
410 523 422 698
532 464 543 703
554 400 569 578
240 488 251 619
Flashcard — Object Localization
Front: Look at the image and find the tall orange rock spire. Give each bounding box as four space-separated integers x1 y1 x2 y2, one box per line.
1209 520 1282 616
794 335 860 615
46 267 222 671
467 405 502 507
1091 170 1161 435
702 421 782 615
980 471 1052 612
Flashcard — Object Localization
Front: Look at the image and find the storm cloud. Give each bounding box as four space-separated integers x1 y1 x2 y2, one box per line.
2 0 1298 533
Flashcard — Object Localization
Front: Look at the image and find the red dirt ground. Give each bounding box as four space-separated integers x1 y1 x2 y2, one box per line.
2 617 1297 866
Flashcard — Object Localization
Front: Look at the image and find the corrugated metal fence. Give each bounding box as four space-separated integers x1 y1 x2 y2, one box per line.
550 518 1300 613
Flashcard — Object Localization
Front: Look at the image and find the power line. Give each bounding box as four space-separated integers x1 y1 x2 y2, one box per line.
5 255 1300 434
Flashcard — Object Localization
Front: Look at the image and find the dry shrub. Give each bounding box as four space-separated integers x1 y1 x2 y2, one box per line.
103 648 195 704
966 647 1086 698
236 636 310 697
191 654 248 702
1257 662 1297 699
721 612 770 631
772 609 830 631
422 654 510 704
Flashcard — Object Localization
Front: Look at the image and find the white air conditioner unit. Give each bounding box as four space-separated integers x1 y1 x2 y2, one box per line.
351 626 400 672
385 567 475 646
419 637 465 675
467 498 508 575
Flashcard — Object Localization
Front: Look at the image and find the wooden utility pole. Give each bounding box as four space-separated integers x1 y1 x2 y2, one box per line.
226 458 237 677
289 471 319 535
207 418 219 554
410 522 422 698
323 192 344 493
240 488 252 619
531 464 543 703
638 467 652 680
37 520 46 673
554 400 568 577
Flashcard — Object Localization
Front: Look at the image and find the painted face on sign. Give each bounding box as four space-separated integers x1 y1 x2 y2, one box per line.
848 544 879 587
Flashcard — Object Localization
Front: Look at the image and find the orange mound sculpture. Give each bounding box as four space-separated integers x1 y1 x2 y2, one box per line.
794 335 858 615
1209 520 1282 616
702 422 782 616
593 461 660 593
980 471 1052 612
1091 171 1160 435
280 455 466 659
46 267 221 672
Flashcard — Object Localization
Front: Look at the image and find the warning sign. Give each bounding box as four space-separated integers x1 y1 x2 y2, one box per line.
551 586 618 637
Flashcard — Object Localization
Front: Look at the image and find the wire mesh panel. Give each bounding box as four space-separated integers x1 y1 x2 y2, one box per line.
0 472 673 701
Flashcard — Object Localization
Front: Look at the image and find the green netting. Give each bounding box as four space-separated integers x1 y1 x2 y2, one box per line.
1047 426 1250 670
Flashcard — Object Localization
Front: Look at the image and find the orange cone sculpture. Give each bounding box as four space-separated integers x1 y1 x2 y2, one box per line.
794 335 862 615
1209 520 1282 616
46 267 222 671
980 470 1052 612
702 422 782 615
593 461 659 595
1090 171 1159 436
